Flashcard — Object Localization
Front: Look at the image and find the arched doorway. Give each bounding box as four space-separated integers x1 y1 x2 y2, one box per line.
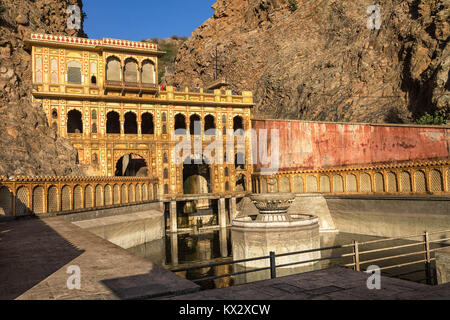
175 113 187 131
183 156 212 195
67 110 83 133
190 114 201 135
204 115 216 135
106 111 120 134
183 156 212 215
115 153 148 177
124 112 138 134
141 113 154 134
233 116 244 132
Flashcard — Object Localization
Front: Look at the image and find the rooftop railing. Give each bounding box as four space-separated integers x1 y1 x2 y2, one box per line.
170 229 450 286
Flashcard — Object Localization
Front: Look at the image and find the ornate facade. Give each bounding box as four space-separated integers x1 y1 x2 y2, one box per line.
26 34 254 199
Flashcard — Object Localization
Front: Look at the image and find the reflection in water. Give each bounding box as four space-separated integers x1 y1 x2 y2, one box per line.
128 230 447 290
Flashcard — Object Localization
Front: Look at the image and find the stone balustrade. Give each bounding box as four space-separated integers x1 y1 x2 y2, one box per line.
0 176 159 217
252 160 450 195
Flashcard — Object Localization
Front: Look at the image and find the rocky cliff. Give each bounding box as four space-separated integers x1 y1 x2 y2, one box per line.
164 0 449 123
0 0 86 176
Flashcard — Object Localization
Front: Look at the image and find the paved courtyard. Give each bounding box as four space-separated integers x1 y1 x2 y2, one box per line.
164 267 450 300
0 217 199 300
1 216 450 300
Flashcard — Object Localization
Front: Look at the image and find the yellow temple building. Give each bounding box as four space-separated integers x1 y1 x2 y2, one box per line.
25 33 254 200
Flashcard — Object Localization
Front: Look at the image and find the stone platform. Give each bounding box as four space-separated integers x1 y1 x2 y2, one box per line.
164 267 450 300
0 217 199 300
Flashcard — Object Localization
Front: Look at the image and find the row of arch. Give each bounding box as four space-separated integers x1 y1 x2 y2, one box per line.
253 169 450 194
0 183 158 217
66 110 245 135
106 56 156 85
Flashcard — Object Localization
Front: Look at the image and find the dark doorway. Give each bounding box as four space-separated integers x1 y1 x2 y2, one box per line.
175 114 187 131
124 112 138 134
106 111 120 134
141 113 154 134
204 115 216 134
67 110 83 133
233 116 244 132
115 154 148 177
183 156 212 194
190 114 201 135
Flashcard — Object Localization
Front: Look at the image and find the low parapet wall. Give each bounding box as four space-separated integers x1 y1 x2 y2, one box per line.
0 176 159 218
252 160 450 195
62 202 165 249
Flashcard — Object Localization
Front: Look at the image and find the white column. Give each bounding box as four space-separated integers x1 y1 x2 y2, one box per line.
218 198 227 228
230 197 237 221
170 201 177 233
170 233 178 265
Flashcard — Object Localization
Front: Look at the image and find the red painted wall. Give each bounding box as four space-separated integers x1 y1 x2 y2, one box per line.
252 120 450 172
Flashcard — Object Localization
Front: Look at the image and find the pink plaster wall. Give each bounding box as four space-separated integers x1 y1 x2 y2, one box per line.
252 120 450 172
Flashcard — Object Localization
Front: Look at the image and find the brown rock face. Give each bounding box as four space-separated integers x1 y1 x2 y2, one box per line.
164 0 449 123
0 0 86 176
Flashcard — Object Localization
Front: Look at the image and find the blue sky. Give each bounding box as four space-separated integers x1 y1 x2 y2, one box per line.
83 0 216 41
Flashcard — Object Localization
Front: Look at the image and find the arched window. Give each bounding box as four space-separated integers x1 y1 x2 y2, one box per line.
162 124 167 135
52 109 58 119
90 61 97 74
92 123 97 134
163 153 168 163
106 56 121 82
233 116 244 132
51 59 58 84
142 60 156 85
163 168 169 179
162 112 167 122
91 109 97 120
141 113 154 134
174 114 186 131
224 167 229 177
51 72 58 84
90 62 97 85
67 110 83 133
204 115 216 134
106 111 120 134
124 58 138 83
67 61 82 84
35 56 43 83
190 114 201 135
124 112 138 134
164 184 169 195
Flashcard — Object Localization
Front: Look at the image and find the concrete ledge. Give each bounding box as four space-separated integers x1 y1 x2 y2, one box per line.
73 210 164 249
57 201 162 222
436 247 450 285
